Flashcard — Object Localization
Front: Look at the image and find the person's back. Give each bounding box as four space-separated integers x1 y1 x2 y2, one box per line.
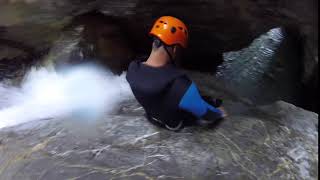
126 16 226 131
127 57 196 130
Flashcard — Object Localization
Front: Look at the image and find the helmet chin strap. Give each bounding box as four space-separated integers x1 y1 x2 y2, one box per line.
164 46 177 66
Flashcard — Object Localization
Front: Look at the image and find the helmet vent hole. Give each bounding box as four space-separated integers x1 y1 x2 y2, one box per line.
160 21 164 23
156 25 160 28
178 27 183 30
171 27 177 34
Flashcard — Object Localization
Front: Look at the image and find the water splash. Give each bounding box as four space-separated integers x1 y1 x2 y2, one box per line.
0 64 132 129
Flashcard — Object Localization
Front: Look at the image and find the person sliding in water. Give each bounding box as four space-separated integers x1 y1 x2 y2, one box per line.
126 16 227 131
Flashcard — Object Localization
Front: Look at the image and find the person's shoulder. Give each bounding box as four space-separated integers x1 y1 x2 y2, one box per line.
170 70 192 91
171 67 190 81
175 74 192 84
128 60 138 69
128 56 147 70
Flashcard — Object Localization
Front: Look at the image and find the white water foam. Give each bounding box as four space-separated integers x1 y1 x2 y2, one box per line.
0 64 132 129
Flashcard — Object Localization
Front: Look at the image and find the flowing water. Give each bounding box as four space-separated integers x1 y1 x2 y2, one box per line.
0 27 133 129
0 65 132 129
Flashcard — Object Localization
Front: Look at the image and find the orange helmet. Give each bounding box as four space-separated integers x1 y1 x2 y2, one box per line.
149 16 188 48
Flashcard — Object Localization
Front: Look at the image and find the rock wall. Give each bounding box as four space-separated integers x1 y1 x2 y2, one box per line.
0 0 318 108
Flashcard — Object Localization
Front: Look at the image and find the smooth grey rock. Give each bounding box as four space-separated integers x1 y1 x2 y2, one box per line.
0 99 317 180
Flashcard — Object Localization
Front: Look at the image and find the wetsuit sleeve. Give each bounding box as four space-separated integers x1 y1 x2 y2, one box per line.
178 82 223 121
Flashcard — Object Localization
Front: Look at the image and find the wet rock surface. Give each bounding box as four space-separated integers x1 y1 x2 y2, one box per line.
0 97 318 179
0 36 49 82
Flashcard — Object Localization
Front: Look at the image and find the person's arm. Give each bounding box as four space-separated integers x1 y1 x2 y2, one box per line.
178 82 224 121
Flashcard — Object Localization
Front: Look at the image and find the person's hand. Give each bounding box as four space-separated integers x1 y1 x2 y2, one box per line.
218 107 228 118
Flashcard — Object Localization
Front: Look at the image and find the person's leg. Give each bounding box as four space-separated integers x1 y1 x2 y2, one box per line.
145 113 166 128
201 95 223 107
180 112 198 127
145 113 183 131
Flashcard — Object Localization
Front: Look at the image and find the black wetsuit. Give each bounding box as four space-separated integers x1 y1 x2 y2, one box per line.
126 59 223 131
